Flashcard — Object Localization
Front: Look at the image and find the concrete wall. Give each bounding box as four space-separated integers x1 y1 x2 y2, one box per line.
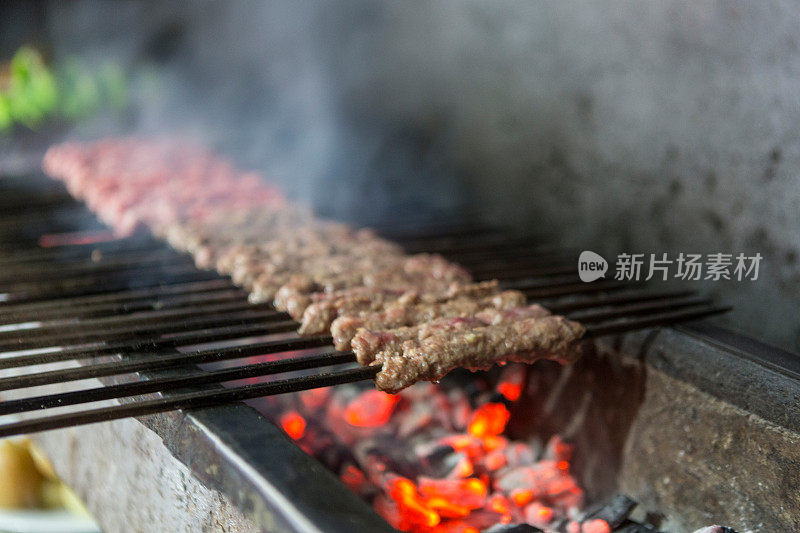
343 1 800 351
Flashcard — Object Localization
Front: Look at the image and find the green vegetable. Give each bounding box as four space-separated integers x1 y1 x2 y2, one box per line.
0 46 129 132
3 47 58 128
0 95 12 132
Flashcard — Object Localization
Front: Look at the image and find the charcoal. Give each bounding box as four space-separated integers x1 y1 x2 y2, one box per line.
397 399 435 437
423 443 456 463
547 518 570 532
484 523 544 533
583 494 637 528
418 444 465 478
316 441 358 473
351 435 421 480
487 391 509 404
615 522 659 533
503 442 538 468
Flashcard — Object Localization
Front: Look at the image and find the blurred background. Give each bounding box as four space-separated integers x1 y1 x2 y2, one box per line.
0 0 798 354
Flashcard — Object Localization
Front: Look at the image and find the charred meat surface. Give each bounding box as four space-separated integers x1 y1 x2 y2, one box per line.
352 305 553 366
374 315 584 393
43 139 586 393
330 288 527 350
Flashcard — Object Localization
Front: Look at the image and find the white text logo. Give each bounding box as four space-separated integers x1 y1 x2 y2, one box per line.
578 251 608 282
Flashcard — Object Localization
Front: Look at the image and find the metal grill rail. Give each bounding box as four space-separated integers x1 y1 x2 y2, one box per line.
0 176 729 437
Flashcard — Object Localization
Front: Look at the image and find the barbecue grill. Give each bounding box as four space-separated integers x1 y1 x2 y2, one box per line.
1 171 797 532
0 172 726 436
3 2 800 531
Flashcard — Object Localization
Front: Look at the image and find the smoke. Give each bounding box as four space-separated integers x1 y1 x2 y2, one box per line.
26 0 469 226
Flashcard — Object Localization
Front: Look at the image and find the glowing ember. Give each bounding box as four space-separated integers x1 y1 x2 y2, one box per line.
418 477 487 510
467 403 510 439
497 381 523 402
487 493 513 523
496 365 526 402
440 434 483 460
482 435 507 453
344 390 400 427
431 522 479 533
451 455 474 478
279 411 306 440
386 476 441 529
255 371 588 531
524 501 555 528
378 475 492 529
340 465 368 494
581 518 612 533
483 450 507 471
510 488 534 507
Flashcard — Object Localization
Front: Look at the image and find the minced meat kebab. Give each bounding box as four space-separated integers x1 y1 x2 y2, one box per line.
43 138 586 391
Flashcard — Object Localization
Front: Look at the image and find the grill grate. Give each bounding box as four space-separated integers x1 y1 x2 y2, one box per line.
0 176 729 438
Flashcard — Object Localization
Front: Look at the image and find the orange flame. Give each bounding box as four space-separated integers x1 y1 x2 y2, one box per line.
386 476 441 528
467 403 510 439
418 477 488 510
279 411 306 440
496 365 525 401
270 371 584 531
482 435 507 453
487 493 513 524
497 381 522 401
510 488 534 507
